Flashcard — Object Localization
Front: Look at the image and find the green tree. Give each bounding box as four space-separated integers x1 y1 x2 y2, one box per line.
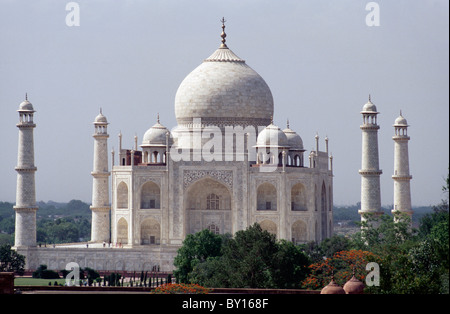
0 244 25 275
299 241 324 263
83 267 100 286
220 223 278 288
189 256 227 287
405 239 444 293
271 240 311 288
349 214 414 293
319 234 352 258
349 205 449 294
32 264 60 279
352 213 417 254
173 229 223 283
37 218 81 244
189 224 311 289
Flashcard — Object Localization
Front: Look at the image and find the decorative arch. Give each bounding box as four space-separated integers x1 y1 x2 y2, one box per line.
140 218 160 245
186 178 231 211
259 219 277 237
151 151 161 163
278 152 283 166
116 217 128 245
257 182 277 210
291 182 307 211
140 181 161 209
292 220 307 244
294 155 301 167
117 182 128 209
183 170 233 191
185 177 232 235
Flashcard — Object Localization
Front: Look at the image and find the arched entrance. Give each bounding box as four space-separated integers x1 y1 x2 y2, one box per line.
259 219 277 237
291 219 307 244
257 182 277 210
140 181 161 209
185 177 232 235
116 217 128 245
117 182 128 208
291 183 307 211
140 218 161 245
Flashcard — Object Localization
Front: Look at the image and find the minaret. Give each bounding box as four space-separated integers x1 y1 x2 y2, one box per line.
391 111 413 222
14 94 38 247
90 109 111 243
358 96 383 222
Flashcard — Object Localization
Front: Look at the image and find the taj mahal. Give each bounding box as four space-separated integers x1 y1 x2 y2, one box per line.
12 21 412 272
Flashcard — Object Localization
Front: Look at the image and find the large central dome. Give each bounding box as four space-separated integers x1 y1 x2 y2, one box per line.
174 23 274 128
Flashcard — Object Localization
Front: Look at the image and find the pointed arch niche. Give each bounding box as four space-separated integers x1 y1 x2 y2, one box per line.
259 219 277 237
140 218 161 245
117 182 128 209
291 220 307 244
140 181 161 209
185 177 232 235
257 182 277 211
291 182 307 211
116 217 128 245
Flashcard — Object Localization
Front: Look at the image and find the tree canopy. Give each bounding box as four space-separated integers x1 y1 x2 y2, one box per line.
0 244 25 275
175 224 311 289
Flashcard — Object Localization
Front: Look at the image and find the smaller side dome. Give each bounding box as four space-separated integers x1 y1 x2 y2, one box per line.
256 123 289 148
283 121 303 151
142 116 170 147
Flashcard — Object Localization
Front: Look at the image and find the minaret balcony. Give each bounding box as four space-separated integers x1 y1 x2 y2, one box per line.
392 174 412 180
91 171 110 177
392 135 410 141
16 122 36 128
358 169 382 175
360 124 380 130
13 206 38 212
15 166 37 172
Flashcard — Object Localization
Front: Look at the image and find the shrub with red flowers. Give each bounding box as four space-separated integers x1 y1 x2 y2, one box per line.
301 249 380 290
151 283 211 294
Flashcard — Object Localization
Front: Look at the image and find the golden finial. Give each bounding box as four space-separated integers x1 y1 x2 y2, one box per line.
368 94 372 102
220 17 227 48
157 112 160 123
25 92 28 101
287 119 290 129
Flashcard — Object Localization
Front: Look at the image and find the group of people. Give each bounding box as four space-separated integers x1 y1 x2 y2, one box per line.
101 241 123 248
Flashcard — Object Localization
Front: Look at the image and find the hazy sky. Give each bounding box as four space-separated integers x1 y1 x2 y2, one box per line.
0 0 448 206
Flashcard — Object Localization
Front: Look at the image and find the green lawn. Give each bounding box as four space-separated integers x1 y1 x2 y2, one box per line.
15 277 67 286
